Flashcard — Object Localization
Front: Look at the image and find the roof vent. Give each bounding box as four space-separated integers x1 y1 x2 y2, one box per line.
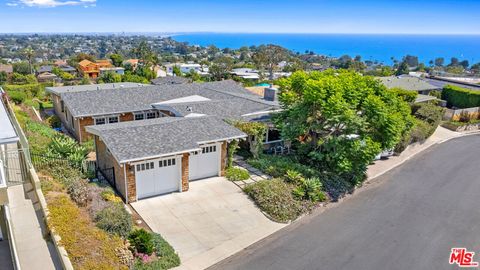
186 106 193 112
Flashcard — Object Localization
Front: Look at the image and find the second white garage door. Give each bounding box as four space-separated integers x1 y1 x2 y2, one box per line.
135 157 180 199
189 144 220 181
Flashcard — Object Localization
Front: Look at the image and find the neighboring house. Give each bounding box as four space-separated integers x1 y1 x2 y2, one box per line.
99 67 125 76
77 59 114 79
123 59 139 70
165 63 202 75
231 68 260 80
151 76 191 85
37 65 53 74
378 75 442 103
58 65 76 75
86 116 246 202
53 59 67 66
0 64 13 74
37 72 58 83
378 75 441 95
46 80 278 143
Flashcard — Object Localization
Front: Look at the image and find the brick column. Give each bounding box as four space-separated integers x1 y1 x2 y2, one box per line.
181 153 190 191
220 141 227 176
126 164 136 202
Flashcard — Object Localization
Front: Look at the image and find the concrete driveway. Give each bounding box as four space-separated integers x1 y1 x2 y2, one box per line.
130 177 285 270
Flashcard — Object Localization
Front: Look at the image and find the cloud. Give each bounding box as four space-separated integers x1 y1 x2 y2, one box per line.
8 0 96 7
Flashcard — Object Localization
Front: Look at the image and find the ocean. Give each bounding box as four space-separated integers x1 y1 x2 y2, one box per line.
172 33 480 65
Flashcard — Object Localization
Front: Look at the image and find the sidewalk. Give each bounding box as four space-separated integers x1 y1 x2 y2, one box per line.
230 156 272 189
5 144 59 270
367 126 468 180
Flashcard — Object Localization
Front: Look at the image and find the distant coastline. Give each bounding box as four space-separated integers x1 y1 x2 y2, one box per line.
172 33 480 65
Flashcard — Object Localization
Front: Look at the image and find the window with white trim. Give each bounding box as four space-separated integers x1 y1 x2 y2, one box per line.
108 116 119 123
134 112 144 121
201 145 216 154
95 117 106 125
136 162 155 171
146 112 157 119
158 158 176 168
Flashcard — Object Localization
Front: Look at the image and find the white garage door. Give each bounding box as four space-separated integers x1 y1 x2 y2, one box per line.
135 157 180 199
189 144 220 181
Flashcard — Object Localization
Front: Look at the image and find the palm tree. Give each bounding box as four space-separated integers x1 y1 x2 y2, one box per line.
23 47 35 74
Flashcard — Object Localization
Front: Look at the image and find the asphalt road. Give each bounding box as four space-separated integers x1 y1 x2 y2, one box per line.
210 135 480 270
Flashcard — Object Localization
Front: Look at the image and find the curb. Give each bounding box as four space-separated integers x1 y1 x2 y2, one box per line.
367 131 480 181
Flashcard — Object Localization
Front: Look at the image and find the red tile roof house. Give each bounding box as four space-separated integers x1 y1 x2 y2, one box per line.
46 80 280 202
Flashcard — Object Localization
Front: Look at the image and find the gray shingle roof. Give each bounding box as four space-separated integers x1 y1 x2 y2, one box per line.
377 76 439 91
46 82 149 95
86 116 246 163
60 80 278 118
151 76 191 85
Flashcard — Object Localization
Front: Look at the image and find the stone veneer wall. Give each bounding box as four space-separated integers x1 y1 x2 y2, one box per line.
181 153 190 192
125 163 136 202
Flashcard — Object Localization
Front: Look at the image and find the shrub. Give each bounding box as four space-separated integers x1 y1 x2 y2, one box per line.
389 87 418 103
129 229 154 255
47 195 128 270
247 155 317 179
442 84 480 108
292 178 326 202
227 140 239 168
133 233 181 270
46 115 61 128
429 90 442 99
101 189 123 203
412 103 444 126
244 179 306 223
225 167 250 181
8 91 26 104
67 178 90 207
95 203 132 238
285 170 305 184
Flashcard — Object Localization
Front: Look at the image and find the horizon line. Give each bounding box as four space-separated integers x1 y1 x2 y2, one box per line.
1 31 480 36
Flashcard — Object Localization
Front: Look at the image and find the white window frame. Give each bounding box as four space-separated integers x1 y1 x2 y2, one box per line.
107 115 119 124
94 115 120 125
146 111 157 119
94 117 106 125
134 112 145 121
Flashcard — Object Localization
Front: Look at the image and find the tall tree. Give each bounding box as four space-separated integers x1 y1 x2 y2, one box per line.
434 57 444 67
253 44 287 80
109 54 124 67
274 70 413 179
403 55 419 67
396 61 410 75
23 47 35 74
449 57 459 67
209 56 234 81
132 40 159 67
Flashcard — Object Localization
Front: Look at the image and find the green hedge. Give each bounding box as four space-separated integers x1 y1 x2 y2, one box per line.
442 84 480 108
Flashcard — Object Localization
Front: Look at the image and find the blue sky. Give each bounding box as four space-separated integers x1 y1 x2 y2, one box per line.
1 0 480 34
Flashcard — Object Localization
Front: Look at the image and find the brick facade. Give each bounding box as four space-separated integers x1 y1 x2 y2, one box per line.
126 164 136 202
77 113 134 143
181 153 189 192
